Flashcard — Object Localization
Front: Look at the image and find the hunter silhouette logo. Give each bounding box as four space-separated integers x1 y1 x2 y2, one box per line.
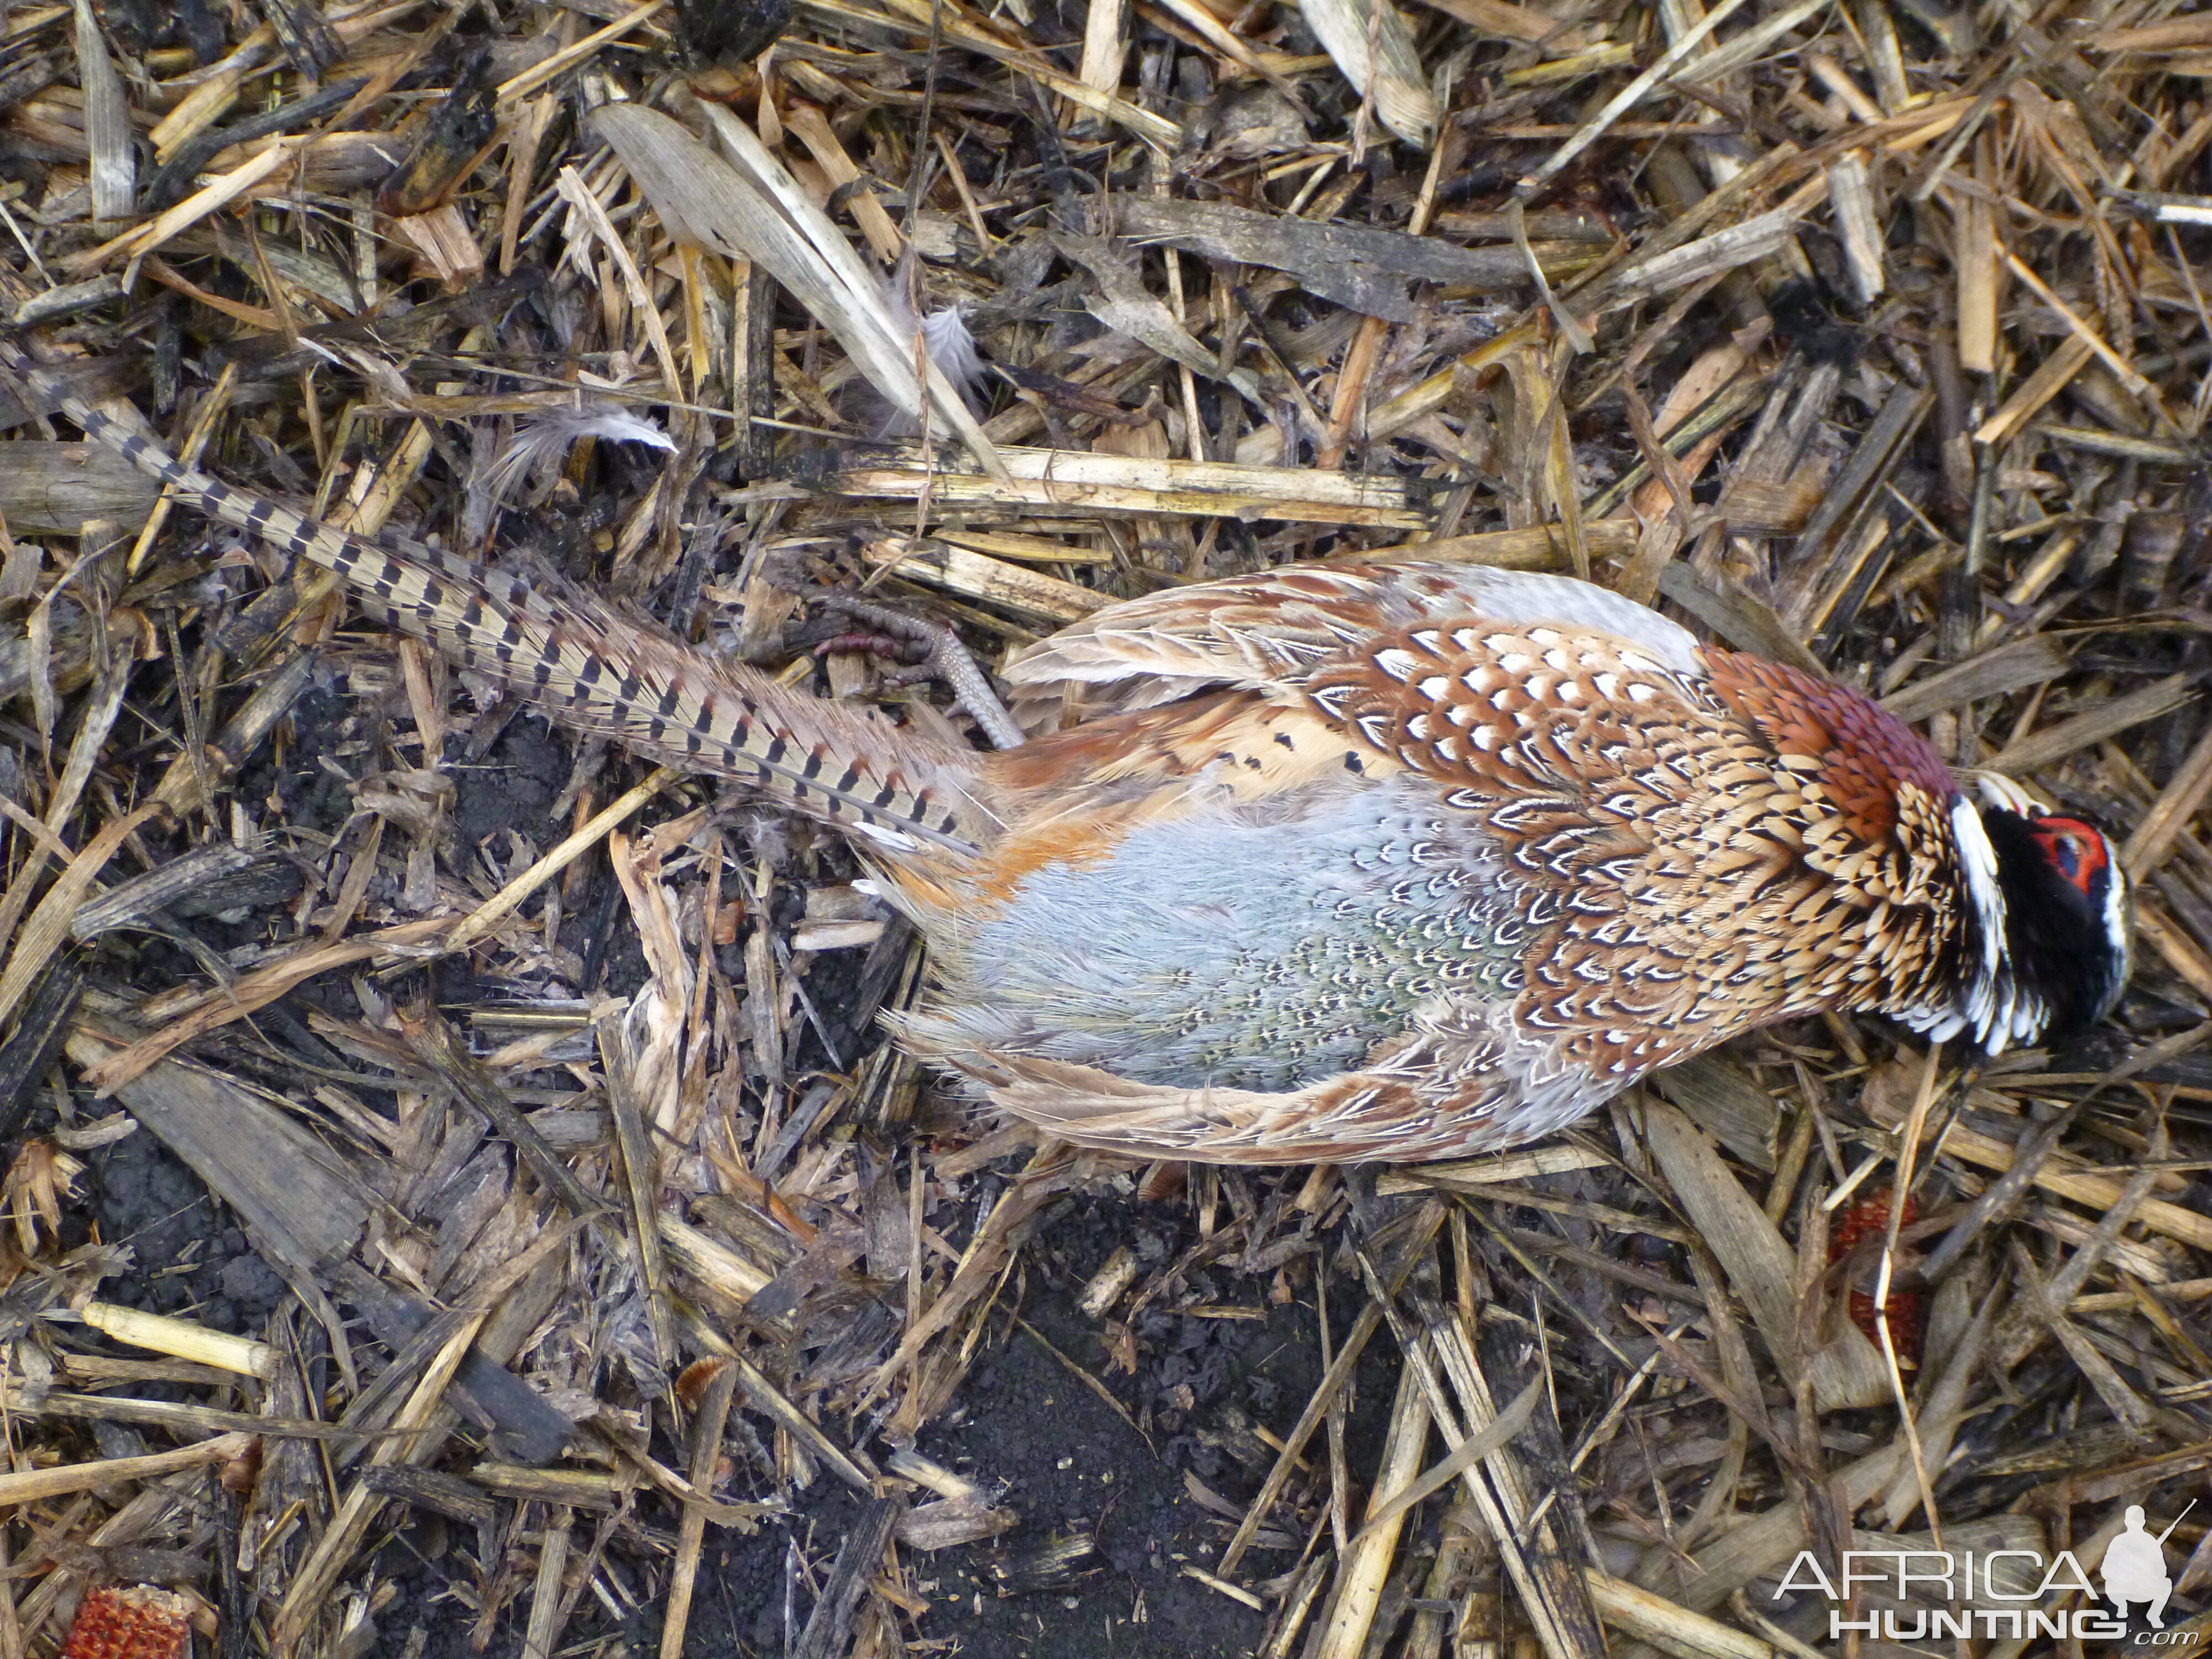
2102 1504 2190 1630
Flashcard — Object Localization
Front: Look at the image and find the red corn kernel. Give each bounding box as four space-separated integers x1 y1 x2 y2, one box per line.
1829 1188 1925 1369
62 1587 192 1659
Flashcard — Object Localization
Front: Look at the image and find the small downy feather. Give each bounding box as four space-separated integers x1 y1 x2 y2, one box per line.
916 305 985 409
883 273 985 429
478 404 676 508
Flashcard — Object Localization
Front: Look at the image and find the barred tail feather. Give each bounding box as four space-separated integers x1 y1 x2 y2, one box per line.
0 335 987 857
401 557 991 856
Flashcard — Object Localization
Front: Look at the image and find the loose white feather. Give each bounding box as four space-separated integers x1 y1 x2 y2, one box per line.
919 305 986 406
479 404 676 507
884 272 986 420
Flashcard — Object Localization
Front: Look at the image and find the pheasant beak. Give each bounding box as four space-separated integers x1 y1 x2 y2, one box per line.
1966 770 2046 818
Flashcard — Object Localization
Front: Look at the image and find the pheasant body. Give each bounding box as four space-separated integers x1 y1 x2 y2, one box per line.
0 336 2131 1164
885 564 2127 1160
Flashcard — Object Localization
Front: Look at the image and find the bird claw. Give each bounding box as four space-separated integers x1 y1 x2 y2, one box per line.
815 593 1025 752
811 630 917 662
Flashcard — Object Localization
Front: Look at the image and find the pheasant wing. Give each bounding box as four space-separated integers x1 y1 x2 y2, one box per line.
1005 561 1706 728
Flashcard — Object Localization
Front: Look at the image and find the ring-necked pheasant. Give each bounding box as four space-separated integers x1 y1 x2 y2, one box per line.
1 336 2131 1161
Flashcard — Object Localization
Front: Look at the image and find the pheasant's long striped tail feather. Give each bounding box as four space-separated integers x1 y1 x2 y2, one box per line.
0 336 987 857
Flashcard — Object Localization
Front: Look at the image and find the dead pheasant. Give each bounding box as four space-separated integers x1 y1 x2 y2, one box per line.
0 336 2131 1162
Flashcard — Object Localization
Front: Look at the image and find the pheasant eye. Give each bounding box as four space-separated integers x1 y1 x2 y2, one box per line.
2032 819 2106 895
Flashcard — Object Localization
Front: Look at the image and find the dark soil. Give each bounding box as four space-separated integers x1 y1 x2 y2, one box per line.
86 1131 1376 1657
88 1132 289 1332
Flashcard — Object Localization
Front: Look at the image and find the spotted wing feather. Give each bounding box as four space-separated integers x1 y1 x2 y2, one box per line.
1004 561 1707 729
1311 622 1979 1077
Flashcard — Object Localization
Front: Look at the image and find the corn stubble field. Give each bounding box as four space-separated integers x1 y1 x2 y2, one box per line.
0 0 2209 1655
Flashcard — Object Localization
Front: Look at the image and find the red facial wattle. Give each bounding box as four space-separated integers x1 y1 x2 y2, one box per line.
2031 818 2108 898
